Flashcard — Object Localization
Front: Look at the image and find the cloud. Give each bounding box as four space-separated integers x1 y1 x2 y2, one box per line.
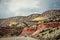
3 0 40 16
0 0 40 18
8 0 39 12
0 0 60 18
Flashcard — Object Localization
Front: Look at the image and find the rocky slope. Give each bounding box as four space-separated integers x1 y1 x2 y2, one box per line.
31 26 60 40
0 14 41 27
42 10 60 17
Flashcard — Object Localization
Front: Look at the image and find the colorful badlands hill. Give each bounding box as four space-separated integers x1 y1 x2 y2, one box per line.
31 25 60 40
21 22 60 36
0 10 60 38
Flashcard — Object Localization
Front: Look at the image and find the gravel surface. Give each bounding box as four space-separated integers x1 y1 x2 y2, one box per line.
0 36 38 40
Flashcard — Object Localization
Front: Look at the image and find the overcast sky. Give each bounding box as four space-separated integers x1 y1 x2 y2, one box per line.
0 0 60 18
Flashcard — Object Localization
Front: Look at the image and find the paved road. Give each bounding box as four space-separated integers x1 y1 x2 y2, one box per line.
0 36 37 40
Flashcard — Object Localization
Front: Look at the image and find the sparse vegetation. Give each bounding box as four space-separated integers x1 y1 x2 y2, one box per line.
0 10 60 40
32 26 60 40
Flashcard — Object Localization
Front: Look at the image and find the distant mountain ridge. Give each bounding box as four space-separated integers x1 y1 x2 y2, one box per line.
0 10 60 27
42 10 60 17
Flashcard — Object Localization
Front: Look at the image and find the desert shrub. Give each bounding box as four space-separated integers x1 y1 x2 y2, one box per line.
0 32 4 37
55 34 60 40
37 35 40 37
41 30 46 32
56 27 59 30
49 30 53 33
15 31 20 36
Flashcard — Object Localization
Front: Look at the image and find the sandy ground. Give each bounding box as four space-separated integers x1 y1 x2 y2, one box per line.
0 36 38 40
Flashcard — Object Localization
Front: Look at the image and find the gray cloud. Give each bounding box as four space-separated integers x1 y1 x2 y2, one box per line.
0 0 60 18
